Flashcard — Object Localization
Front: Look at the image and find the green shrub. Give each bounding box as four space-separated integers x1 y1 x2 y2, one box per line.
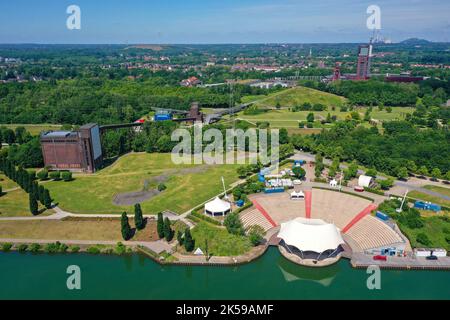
248 225 266 246
49 171 61 181
70 246 80 253
59 243 69 253
61 171 73 182
29 243 41 252
17 244 28 252
37 169 48 181
115 242 127 255
158 183 167 191
44 242 60 253
1 243 13 252
416 233 431 246
87 246 100 254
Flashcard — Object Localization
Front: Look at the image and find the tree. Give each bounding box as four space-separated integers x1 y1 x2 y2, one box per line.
224 212 244 235
38 185 45 204
416 233 431 246
248 225 266 246
29 193 39 216
134 203 145 230
306 112 315 123
431 168 441 180
292 166 306 179
163 217 173 241
237 166 248 178
418 166 429 176
365 168 377 177
279 128 289 144
445 171 450 182
177 230 184 245
396 167 409 180
379 178 394 190
120 212 132 241
43 188 52 209
184 228 195 252
157 212 165 239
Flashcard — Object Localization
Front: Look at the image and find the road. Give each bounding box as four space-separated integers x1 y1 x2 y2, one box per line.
291 151 450 201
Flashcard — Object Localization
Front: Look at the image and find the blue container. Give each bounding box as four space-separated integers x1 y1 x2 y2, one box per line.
294 160 305 166
154 113 173 121
264 187 284 194
258 174 266 183
414 201 441 212
236 199 244 207
376 211 389 221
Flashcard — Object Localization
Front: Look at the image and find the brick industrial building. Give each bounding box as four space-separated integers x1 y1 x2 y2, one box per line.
40 123 103 173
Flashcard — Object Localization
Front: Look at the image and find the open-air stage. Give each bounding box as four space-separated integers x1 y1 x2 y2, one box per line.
239 187 411 267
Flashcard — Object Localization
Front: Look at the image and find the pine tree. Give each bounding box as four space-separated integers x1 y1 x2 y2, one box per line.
163 217 173 242
177 230 183 245
157 212 164 239
29 192 38 216
38 185 45 204
121 212 132 241
43 188 52 209
134 203 145 230
31 181 39 200
184 228 194 252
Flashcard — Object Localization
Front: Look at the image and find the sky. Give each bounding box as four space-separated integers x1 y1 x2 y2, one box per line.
0 0 449 44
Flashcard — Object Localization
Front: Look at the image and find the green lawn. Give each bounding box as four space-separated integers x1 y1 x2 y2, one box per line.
423 185 450 198
0 174 19 191
0 188 53 217
231 105 413 129
2 124 62 136
44 153 241 215
408 190 450 208
190 222 252 256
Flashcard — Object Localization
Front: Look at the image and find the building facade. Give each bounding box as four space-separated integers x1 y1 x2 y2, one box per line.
40 123 103 173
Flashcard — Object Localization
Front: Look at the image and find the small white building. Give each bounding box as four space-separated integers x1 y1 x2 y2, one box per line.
290 191 305 200
329 179 338 188
204 197 231 217
414 248 447 257
358 175 373 188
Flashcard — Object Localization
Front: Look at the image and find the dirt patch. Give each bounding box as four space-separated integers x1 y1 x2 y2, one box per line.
113 190 160 206
132 219 159 241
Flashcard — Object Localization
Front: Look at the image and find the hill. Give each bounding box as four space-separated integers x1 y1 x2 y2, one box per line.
251 86 347 109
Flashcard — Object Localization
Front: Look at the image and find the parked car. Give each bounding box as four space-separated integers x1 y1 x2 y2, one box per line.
373 255 387 261
354 186 364 192
426 255 438 260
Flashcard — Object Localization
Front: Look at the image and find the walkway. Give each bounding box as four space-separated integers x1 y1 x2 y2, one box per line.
304 190 312 218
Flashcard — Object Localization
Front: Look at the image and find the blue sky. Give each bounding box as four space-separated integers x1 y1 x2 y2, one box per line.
0 0 448 43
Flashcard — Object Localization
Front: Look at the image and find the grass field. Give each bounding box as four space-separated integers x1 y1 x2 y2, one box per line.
2 124 62 136
44 153 241 215
0 188 53 217
250 86 347 108
190 222 252 256
399 215 450 251
0 174 19 190
423 185 450 198
409 190 450 208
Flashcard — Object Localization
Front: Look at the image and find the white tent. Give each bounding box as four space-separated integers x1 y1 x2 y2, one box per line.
358 175 372 188
204 197 231 216
290 191 305 200
194 248 204 256
278 218 344 253
329 179 338 187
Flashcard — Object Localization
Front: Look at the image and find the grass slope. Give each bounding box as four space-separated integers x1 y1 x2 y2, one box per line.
44 153 241 215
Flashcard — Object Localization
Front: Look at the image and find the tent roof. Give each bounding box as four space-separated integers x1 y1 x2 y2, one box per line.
194 248 204 255
278 218 344 253
358 175 372 187
205 197 231 213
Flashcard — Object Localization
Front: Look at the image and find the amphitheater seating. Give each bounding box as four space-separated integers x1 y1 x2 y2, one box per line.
249 193 306 225
310 189 371 229
345 215 403 250
240 208 274 232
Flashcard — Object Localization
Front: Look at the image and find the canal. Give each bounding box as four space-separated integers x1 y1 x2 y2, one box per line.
1 247 449 299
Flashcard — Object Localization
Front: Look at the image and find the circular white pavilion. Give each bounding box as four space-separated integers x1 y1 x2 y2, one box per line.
204 197 231 216
278 217 345 266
